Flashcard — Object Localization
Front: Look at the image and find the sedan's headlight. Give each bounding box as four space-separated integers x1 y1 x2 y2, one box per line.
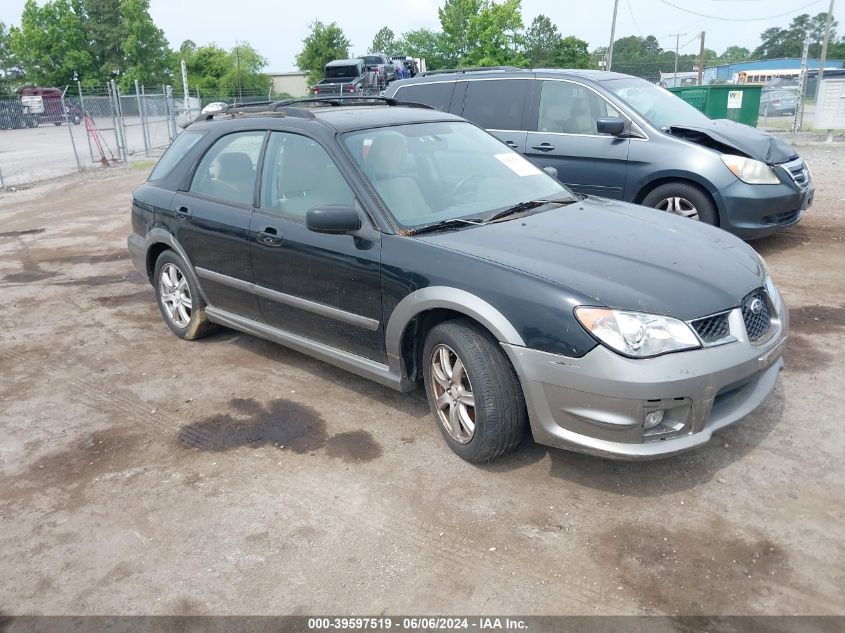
721 154 780 185
575 307 701 358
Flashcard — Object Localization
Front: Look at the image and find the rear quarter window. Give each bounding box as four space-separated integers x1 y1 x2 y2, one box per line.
149 130 204 181
395 82 456 111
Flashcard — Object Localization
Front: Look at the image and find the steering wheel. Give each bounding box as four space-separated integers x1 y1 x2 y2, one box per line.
448 174 485 202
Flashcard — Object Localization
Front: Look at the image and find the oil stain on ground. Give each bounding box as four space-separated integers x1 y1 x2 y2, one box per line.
788 304 845 335
592 519 789 614
1 426 146 514
326 430 383 463
783 304 844 373
178 398 381 463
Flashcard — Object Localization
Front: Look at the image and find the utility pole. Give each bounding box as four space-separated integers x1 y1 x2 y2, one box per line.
670 32 687 87
817 0 836 90
235 40 242 103
697 31 706 85
607 0 619 71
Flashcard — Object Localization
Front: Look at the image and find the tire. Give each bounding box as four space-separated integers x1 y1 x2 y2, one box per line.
641 182 718 226
72 114 82 125
153 250 218 340
422 318 527 462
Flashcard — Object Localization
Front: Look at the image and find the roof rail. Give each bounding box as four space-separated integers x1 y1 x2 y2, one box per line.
418 66 521 77
187 95 434 126
271 96 434 110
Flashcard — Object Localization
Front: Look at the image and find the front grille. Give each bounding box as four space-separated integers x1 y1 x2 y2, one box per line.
782 158 811 190
741 290 772 342
691 313 730 343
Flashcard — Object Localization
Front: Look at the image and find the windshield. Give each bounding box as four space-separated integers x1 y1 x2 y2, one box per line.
604 77 712 129
325 66 359 80
343 122 570 229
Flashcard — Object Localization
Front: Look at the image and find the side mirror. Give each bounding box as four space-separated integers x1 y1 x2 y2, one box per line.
596 116 626 136
542 166 558 179
306 205 361 234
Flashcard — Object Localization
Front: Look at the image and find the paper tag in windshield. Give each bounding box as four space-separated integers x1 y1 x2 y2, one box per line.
494 153 543 177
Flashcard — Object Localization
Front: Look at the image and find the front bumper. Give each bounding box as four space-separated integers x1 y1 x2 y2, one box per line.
716 163 813 240
502 302 788 460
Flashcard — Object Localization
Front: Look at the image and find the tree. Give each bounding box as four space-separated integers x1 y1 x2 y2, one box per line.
370 27 396 55
556 36 591 69
523 15 560 67
438 0 525 67
719 45 750 62
84 0 122 78
182 42 271 97
754 12 839 58
395 28 453 70
295 21 351 86
0 22 24 94
10 0 94 87
117 0 173 90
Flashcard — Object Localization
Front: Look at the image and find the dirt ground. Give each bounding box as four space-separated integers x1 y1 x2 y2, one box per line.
0 145 843 617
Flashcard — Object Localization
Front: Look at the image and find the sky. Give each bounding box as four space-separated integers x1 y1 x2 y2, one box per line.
2 0 843 72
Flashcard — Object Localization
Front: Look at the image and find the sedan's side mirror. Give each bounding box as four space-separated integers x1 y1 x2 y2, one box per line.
306 205 361 234
596 116 626 136
542 166 558 179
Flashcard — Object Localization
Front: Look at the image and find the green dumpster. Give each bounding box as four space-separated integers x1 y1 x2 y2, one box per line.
668 84 761 127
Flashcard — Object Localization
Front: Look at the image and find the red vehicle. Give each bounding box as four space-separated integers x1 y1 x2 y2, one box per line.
19 86 83 126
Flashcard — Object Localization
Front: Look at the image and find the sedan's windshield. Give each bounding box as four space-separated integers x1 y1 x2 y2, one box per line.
604 77 713 129
343 121 570 229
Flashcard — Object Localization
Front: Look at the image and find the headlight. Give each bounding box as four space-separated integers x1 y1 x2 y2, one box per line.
575 307 701 358
721 154 780 185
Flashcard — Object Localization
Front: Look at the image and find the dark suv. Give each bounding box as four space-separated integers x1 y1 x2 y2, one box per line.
384 68 814 239
128 98 787 462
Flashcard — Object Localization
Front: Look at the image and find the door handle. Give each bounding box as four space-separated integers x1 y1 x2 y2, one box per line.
257 226 283 246
504 140 519 149
530 143 555 152
175 205 191 220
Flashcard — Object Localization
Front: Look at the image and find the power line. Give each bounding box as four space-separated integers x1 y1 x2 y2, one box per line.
659 0 824 21
626 0 644 37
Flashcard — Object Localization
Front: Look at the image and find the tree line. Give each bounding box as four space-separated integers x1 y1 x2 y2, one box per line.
0 0 272 97
1 0 843 96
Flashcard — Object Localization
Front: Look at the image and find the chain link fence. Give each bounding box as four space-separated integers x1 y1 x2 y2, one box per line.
0 81 192 189
0 84 300 189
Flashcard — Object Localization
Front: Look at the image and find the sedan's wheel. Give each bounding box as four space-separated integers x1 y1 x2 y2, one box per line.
430 344 476 444
641 182 718 226
423 318 527 462
153 250 218 340
654 195 699 220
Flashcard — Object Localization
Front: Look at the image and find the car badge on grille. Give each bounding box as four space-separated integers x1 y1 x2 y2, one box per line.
749 297 764 314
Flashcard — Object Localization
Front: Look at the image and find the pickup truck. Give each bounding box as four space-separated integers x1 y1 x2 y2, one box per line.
312 59 374 96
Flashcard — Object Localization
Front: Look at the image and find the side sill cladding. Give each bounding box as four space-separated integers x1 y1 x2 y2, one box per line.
384 286 526 363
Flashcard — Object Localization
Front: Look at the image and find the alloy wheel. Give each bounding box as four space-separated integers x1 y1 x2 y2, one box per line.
159 263 193 328
655 196 700 220
430 344 476 443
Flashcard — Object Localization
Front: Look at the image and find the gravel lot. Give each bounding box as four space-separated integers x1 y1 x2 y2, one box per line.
0 145 843 616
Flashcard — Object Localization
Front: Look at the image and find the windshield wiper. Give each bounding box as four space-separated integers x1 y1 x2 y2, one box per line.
485 196 576 224
405 217 485 236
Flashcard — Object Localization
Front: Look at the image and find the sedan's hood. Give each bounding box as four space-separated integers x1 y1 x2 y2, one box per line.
418 197 766 321
668 118 797 164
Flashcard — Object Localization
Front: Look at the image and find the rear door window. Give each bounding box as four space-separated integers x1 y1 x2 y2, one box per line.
461 79 531 130
395 82 456 111
189 131 265 206
149 130 204 181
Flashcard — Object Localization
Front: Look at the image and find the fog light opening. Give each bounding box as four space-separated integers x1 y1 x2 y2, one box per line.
644 410 665 429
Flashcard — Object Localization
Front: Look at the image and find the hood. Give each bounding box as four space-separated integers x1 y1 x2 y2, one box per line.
668 119 797 164
417 197 766 322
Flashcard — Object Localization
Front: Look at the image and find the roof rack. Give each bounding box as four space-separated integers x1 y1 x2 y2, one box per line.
418 66 521 77
272 96 434 110
188 95 434 126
